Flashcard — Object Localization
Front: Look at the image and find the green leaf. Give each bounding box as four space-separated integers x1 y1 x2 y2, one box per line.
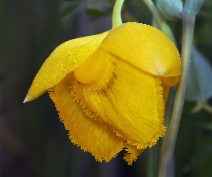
59 1 81 19
183 144 212 172
107 0 115 4
198 122 212 132
185 47 212 102
85 7 112 20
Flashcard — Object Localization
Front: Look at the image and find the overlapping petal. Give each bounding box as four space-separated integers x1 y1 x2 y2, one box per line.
49 73 124 161
24 32 108 102
75 48 166 149
24 22 182 164
102 22 181 78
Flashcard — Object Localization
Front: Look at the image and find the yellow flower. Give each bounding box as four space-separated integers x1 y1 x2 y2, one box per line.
24 22 181 165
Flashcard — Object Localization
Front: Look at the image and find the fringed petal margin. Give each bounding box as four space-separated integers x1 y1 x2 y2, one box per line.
49 73 124 162
101 22 181 77
124 145 145 165
24 32 108 102
79 49 166 149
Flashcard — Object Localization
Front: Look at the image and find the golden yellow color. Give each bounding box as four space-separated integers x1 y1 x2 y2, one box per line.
24 22 181 164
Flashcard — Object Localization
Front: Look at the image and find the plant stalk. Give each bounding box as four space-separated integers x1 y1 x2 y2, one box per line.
112 0 125 28
142 0 162 29
158 15 195 177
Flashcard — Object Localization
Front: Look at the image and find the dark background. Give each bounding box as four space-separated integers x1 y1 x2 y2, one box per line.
0 0 212 176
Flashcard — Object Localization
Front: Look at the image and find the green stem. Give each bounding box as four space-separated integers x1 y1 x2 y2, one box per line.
158 15 195 177
143 0 177 45
142 0 161 29
147 145 159 177
158 87 176 174
112 0 125 28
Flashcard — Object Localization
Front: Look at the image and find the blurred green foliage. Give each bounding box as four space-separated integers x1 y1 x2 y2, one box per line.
0 0 212 177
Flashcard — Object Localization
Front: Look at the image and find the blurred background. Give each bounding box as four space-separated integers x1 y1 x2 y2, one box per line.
0 0 212 176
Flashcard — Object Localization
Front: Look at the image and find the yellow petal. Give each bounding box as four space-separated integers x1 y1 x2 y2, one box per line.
24 32 108 102
161 76 180 87
124 145 145 165
50 73 124 162
74 49 106 84
76 48 166 149
102 22 181 77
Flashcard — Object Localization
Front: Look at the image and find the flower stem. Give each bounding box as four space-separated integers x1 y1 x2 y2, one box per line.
158 0 205 174
158 12 195 177
142 0 161 29
112 0 125 28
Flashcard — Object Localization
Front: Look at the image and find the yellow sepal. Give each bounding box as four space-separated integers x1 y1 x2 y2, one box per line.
24 32 108 102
